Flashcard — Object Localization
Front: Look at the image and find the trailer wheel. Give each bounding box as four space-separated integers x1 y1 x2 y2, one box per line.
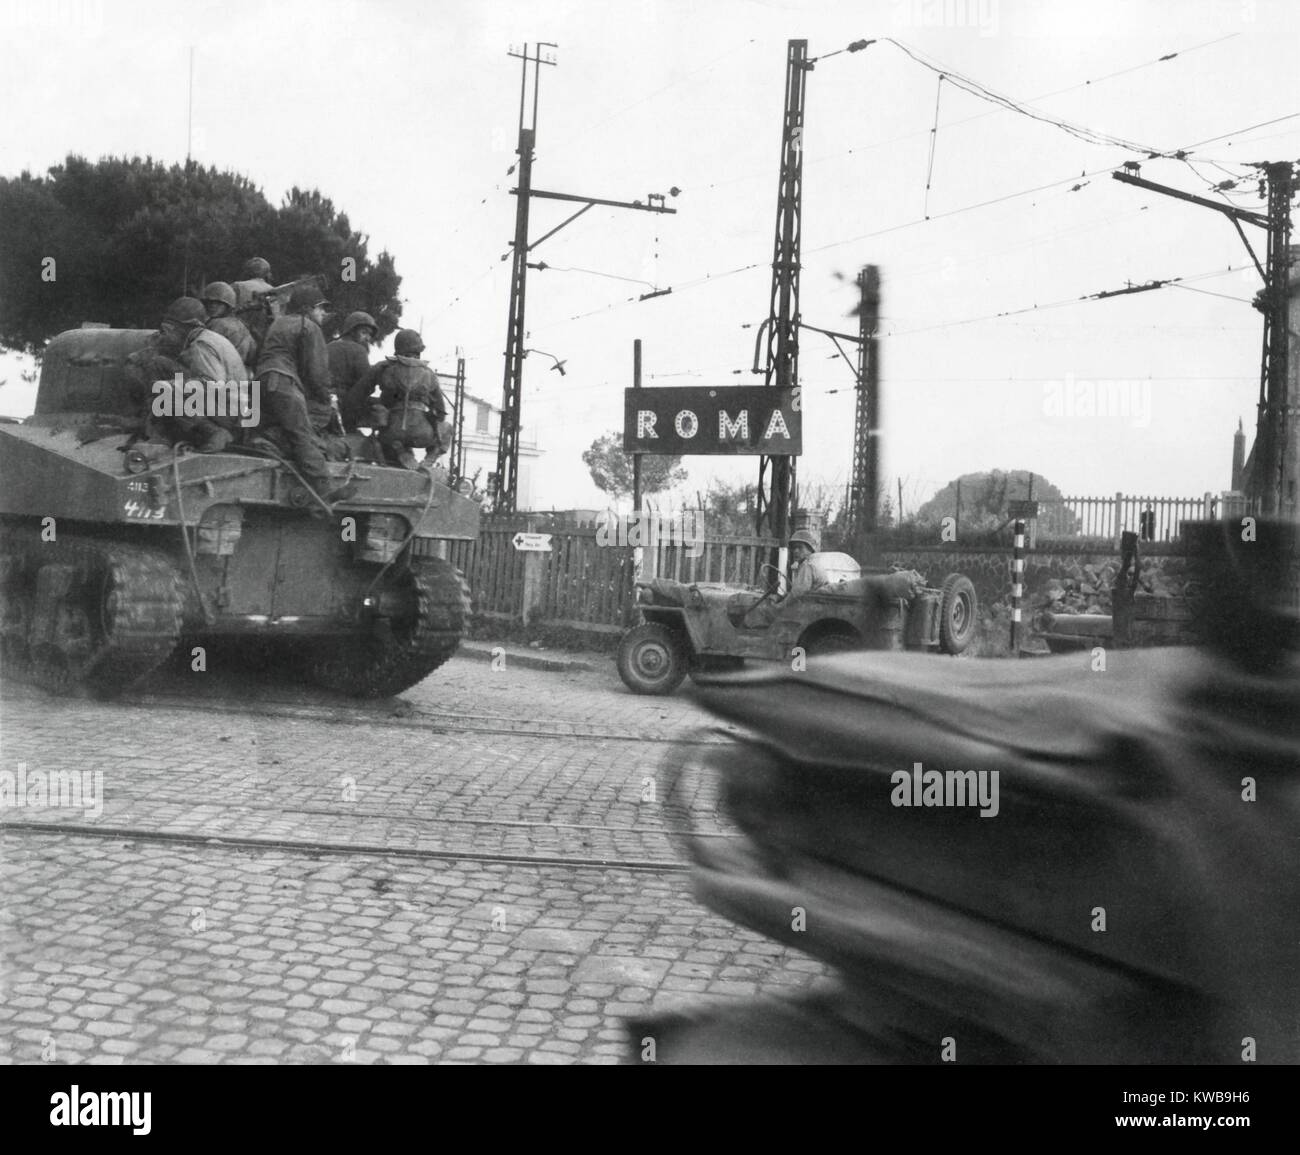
617 623 689 695
939 573 977 655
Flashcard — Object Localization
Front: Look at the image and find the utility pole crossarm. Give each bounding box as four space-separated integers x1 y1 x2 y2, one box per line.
525 202 595 252
515 189 677 253
523 188 678 214
1111 170 1269 228
799 322 861 343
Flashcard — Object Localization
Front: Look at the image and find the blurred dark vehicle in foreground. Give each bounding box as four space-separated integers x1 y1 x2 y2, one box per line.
631 521 1299 1064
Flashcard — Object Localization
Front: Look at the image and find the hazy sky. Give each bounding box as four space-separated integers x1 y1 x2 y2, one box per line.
2 0 1297 513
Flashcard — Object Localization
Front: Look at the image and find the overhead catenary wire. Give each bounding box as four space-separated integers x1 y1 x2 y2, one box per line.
552 164 1119 327
887 264 1253 339
923 74 943 219
691 32 1245 196
881 38 1174 156
431 34 1283 338
551 102 1285 332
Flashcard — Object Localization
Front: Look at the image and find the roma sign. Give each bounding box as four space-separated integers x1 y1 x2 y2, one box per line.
623 386 801 456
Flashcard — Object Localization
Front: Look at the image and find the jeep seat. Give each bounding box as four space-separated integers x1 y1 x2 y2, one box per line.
642 577 692 607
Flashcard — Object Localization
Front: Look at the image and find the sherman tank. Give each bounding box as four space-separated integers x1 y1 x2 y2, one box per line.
0 327 480 698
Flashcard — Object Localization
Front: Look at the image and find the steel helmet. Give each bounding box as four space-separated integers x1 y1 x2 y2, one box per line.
289 282 329 313
394 329 425 356
201 281 237 309
341 311 378 337
242 257 272 280
162 297 208 326
789 529 819 551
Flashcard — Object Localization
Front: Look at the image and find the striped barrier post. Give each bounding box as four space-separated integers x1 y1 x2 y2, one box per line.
1011 518 1025 656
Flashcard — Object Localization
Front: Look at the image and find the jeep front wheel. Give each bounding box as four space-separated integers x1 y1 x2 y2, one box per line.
617 622 689 695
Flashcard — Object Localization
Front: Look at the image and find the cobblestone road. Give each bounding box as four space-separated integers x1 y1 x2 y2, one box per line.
0 651 828 1064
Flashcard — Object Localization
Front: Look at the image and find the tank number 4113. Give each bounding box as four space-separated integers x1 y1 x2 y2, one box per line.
123 500 165 520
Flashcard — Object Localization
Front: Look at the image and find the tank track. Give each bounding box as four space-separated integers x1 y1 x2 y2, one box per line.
0 523 184 697
307 555 470 698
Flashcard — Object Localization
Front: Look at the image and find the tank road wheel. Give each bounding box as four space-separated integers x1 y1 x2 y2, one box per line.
939 572 977 656
617 623 689 696
309 556 470 698
1 531 184 698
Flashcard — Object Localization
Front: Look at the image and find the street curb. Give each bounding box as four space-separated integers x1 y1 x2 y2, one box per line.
457 642 597 673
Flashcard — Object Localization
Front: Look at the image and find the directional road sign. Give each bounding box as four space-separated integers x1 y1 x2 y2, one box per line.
512 532 553 552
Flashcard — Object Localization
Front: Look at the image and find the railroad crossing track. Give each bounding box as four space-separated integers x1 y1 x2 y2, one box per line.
1 680 733 873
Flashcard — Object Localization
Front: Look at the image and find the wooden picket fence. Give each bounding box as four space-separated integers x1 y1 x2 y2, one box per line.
1034 492 1250 543
653 535 776 585
416 519 641 634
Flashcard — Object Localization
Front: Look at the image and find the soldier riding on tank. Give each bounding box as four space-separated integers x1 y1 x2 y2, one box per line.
362 329 450 470
202 281 257 371
253 282 355 503
150 296 247 453
230 256 277 347
331 311 379 433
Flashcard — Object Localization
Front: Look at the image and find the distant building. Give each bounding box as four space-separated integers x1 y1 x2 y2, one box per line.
454 390 544 510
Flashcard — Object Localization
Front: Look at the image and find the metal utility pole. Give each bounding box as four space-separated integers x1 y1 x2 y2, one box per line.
1113 162 1296 517
755 39 810 548
496 43 554 515
443 356 466 481
847 265 881 546
1259 162 1295 517
632 339 643 512
496 43 677 514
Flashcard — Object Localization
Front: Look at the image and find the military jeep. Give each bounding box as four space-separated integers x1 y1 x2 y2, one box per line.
616 552 977 695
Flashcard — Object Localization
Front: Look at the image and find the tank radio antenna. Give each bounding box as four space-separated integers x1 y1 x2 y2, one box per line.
186 46 194 161
182 46 195 294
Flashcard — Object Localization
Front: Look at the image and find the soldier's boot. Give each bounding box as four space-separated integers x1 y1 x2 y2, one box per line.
302 472 359 507
322 481 359 504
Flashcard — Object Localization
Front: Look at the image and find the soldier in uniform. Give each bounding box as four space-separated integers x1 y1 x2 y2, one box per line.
202 282 257 370
231 256 275 311
123 332 183 441
231 256 277 349
788 529 819 594
363 329 449 470
254 282 354 503
144 297 248 452
329 311 379 432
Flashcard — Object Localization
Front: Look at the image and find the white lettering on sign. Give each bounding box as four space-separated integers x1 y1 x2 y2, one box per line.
718 410 749 441
637 410 659 438
764 409 791 440
674 410 699 439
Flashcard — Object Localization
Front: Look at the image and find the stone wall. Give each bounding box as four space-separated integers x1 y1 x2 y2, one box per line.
874 540 1194 656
